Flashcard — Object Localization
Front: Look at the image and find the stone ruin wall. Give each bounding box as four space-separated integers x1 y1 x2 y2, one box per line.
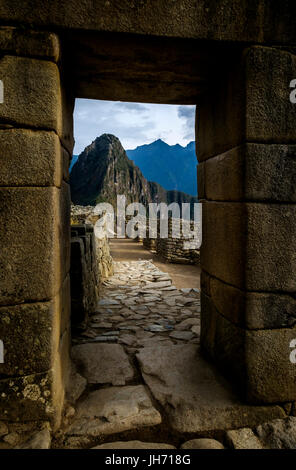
0 0 296 434
71 205 114 280
0 28 74 430
144 218 200 265
70 224 99 330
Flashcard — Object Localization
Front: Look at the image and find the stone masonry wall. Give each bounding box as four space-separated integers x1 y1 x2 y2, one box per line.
71 204 114 279
144 217 200 265
197 45 296 404
70 225 98 330
156 218 200 264
0 27 74 429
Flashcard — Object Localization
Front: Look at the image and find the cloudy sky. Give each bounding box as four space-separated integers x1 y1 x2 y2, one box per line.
73 99 196 154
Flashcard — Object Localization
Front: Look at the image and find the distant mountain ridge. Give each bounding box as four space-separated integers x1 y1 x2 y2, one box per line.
126 139 197 196
70 134 198 211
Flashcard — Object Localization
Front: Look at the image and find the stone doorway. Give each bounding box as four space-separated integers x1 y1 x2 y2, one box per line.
0 10 295 447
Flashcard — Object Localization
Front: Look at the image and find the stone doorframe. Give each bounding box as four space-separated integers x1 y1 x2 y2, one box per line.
0 24 295 428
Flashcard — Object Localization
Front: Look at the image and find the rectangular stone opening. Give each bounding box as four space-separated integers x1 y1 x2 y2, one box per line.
69 96 201 326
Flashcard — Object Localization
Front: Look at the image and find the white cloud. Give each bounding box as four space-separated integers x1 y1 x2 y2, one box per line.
73 99 196 154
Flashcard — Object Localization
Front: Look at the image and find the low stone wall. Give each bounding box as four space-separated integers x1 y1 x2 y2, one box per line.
71 204 114 279
144 218 200 265
157 237 200 264
94 225 114 279
70 225 98 328
143 237 157 252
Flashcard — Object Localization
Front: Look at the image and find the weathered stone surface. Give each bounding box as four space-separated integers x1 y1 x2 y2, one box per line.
93 441 175 449
201 201 296 291
51 327 71 430
66 385 161 437
0 421 8 437
245 47 296 144
201 202 246 288
246 328 296 403
200 144 296 202
201 293 296 403
70 225 99 327
0 129 63 187
0 27 59 61
248 290 296 330
0 184 70 305
175 318 199 330
181 438 224 449
169 331 194 341
66 363 87 404
58 274 71 336
0 1 295 45
3 432 20 446
71 343 134 386
0 301 58 376
0 56 61 130
0 370 58 423
256 417 296 449
226 428 264 449
210 276 296 329
197 46 296 161
17 429 51 449
136 345 284 433
200 292 245 383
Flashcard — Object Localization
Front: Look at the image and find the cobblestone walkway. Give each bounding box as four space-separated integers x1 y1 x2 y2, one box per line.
52 260 293 450
74 259 201 350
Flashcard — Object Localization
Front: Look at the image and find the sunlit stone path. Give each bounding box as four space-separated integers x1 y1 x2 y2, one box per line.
54 260 289 450
74 259 201 350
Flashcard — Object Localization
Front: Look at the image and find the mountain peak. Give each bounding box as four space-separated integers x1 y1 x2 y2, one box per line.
70 133 197 208
126 139 197 196
151 138 167 146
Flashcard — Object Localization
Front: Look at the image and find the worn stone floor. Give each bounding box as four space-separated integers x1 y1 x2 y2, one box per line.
110 238 201 290
51 259 294 450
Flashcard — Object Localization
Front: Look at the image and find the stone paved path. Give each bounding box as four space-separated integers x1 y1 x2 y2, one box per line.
52 260 292 450
73 259 201 351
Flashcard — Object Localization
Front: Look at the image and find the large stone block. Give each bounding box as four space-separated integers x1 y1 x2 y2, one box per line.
0 183 70 305
201 202 296 291
0 55 61 132
201 292 246 385
200 144 296 202
246 327 296 403
201 202 246 288
0 129 63 187
0 27 59 61
0 301 58 377
0 1 295 45
197 47 296 161
210 276 296 329
0 364 68 428
137 343 285 433
201 292 296 403
0 274 70 377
